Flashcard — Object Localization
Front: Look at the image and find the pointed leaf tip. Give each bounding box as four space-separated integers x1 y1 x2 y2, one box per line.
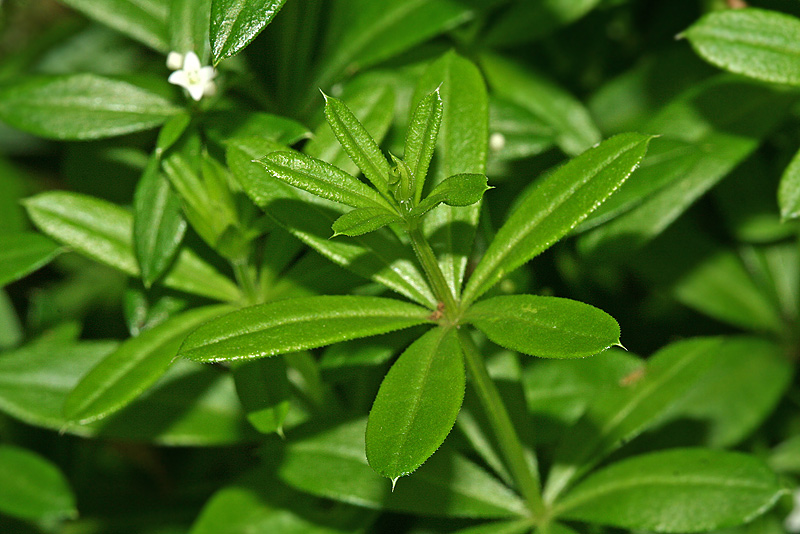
391 477 399 492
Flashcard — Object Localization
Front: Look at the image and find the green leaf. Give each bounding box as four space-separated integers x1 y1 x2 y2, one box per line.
684 8 800 86
133 155 187 286
0 445 76 521
258 150 393 210
275 418 527 518
412 173 490 217
450 520 535 534
0 232 62 288
544 337 725 502
179 296 432 362
0 74 180 140
322 93 394 195
659 336 792 448
232 357 290 435
480 53 600 155
313 0 473 90
770 435 800 475
0 290 22 350
23 191 241 302
230 139 437 308
556 448 786 532
578 78 795 258
64 305 231 424
463 132 651 305
416 51 488 297
778 146 800 220
484 0 601 47
169 0 212 61
488 96 555 161
59 0 169 51
332 207 403 237
366 327 465 480
210 0 287 64
205 111 309 147
405 88 443 199
466 295 620 359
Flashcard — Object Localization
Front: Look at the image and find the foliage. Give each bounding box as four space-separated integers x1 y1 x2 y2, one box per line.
0 0 798 533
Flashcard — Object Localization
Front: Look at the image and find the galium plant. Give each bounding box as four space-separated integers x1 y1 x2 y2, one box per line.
0 0 797 533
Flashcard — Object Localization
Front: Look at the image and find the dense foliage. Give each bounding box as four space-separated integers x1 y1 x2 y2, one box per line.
0 0 798 533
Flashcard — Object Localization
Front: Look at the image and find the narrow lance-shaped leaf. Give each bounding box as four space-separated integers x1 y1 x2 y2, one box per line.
23 191 241 302
332 207 403 237
134 155 187 286
231 357 290 436
411 174 490 218
683 8 800 86
555 448 787 533
323 93 394 195
211 0 287 64
544 337 725 502
778 146 800 220
465 295 620 359
366 327 465 481
258 150 394 210
0 445 76 522
64 305 232 424
405 87 444 202
179 296 433 363
228 138 437 309
463 132 651 305
58 0 169 52
417 51 489 297
0 233 62 288
0 74 180 140
276 418 527 518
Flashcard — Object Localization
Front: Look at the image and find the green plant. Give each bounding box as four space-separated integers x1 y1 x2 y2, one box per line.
0 1 797 533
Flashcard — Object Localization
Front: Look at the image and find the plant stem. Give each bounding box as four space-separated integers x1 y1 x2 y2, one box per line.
232 256 259 305
458 329 547 519
407 225 459 315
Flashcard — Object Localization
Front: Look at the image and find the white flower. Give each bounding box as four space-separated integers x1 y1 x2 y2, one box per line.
787 488 800 533
167 51 217 102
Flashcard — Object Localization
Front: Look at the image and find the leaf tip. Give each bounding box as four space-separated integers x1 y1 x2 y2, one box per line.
391 476 399 492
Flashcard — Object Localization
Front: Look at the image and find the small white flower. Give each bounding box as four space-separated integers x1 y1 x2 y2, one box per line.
167 51 217 102
489 132 506 152
166 51 184 70
787 488 800 533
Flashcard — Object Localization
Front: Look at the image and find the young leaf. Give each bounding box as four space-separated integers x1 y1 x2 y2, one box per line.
555 448 786 532
778 146 800 220
480 53 600 156
23 191 241 302
416 51 488 297
133 155 187 286
332 207 403 237
306 83 395 178
366 327 465 480
179 296 432 363
323 93 394 195
64 305 231 424
229 139 437 308
275 418 527 518
0 232 62 288
411 173 490 218
0 74 180 140
465 295 620 359
0 445 76 522
59 0 170 52
258 150 394 210
210 0 287 64
544 337 725 502
683 8 800 86
404 88 443 200
463 132 651 305
231 357 290 435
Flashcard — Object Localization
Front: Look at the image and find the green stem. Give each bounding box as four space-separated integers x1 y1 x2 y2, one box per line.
407 225 459 315
232 256 259 305
458 329 546 519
